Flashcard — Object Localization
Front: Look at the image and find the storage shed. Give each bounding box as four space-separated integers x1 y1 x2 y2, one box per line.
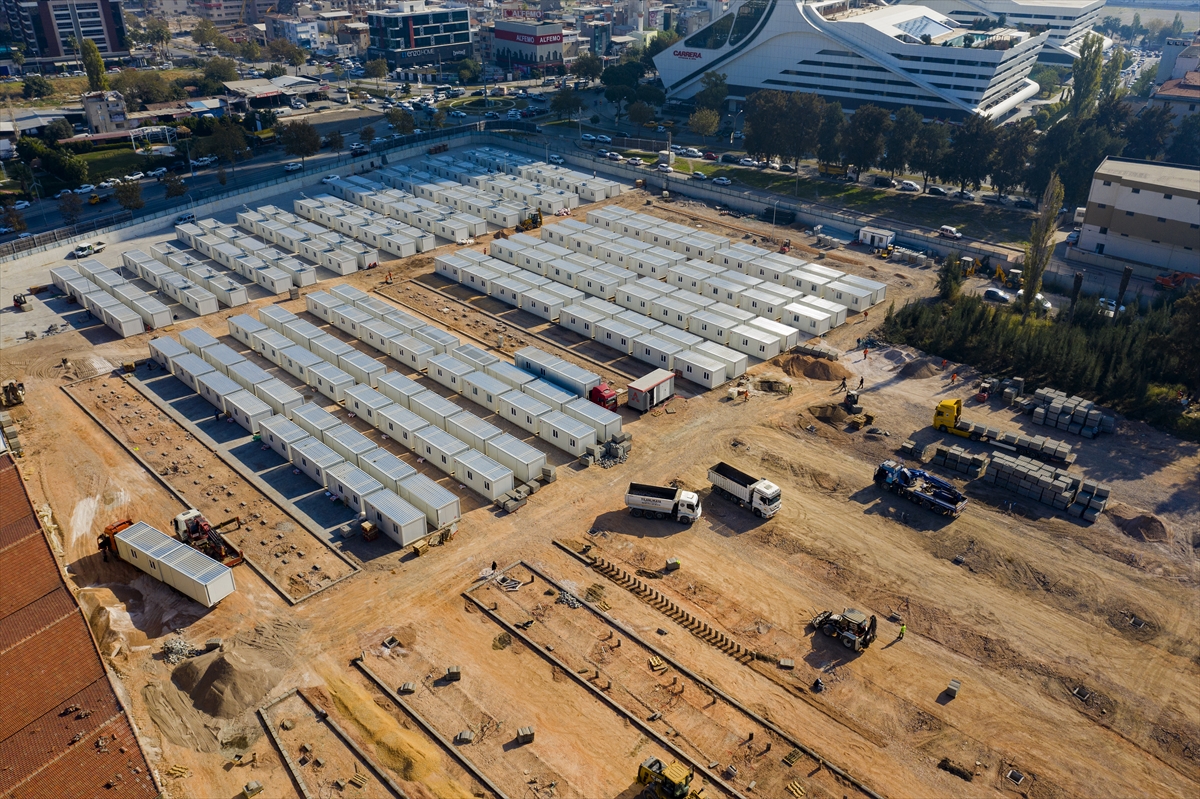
322 423 378 468
290 402 340 440
409 390 462 429
344 384 394 428
537 410 596 456
114 522 235 608
359 450 418 494
290 438 344 488
259 415 312 461
149 336 188 369
307 362 355 403
327 462 385 514
398 474 461 529
363 490 428 546
454 449 515 501
626 369 675 412
377 404 430 450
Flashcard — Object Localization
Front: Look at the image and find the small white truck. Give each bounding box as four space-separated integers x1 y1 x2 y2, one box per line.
73 241 106 259
708 462 782 519
624 483 702 523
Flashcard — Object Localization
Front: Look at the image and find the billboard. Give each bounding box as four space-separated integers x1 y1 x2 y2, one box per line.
389 43 472 63
495 28 563 46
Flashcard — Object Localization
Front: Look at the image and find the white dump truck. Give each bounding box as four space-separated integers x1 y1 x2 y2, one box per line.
624 482 702 523
708 462 782 518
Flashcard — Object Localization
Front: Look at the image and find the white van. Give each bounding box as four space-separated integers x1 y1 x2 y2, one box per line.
548 154 565 164
938 225 962 240
175 212 196 225
1073 206 1086 225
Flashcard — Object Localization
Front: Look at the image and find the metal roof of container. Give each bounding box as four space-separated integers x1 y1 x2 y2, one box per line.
284 319 324 340
448 410 501 437
411 391 460 416
627 369 676 391
384 310 423 330
415 326 460 346
363 489 426 525
502 389 551 416
341 349 384 370
309 361 354 382
487 432 543 464
345 384 392 408
163 545 233 585
363 319 403 340
228 360 272 386
172 352 215 375
225 389 272 415
489 361 535 386
259 305 298 324
116 521 187 560
417 427 469 454
429 353 474 376
257 378 302 401
596 319 642 338
565 397 621 427
656 327 703 348
525 378 575 405
292 437 344 465
360 449 417 481
399 473 459 510
256 329 294 349
327 462 384 494
305 290 337 306
151 336 188 357
358 298 395 317
463 371 509 395
331 284 370 304
515 346 558 369
378 371 424 394
338 306 374 324
205 344 245 367
292 402 339 427
281 345 323 366
180 328 219 349
312 334 354 356
392 334 434 354
454 448 511 481
259 415 309 442
326 424 376 452
453 344 498 369
540 410 594 438
554 361 598 388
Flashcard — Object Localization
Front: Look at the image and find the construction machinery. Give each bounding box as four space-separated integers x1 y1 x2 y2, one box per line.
994 265 1024 290
708 462 781 518
1154 271 1199 291
874 460 968 517
778 238 792 254
625 482 702 523
516 210 543 232
811 608 878 652
636 757 706 799
12 292 31 311
1 380 25 407
172 510 245 567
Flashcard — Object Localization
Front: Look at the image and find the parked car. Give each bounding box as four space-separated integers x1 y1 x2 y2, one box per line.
938 225 962 239
692 171 707 180
657 164 674 173
953 190 976 201
597 134 612 143
712 176 732 186
73 184 96 195
873 175 897 188
1013 198 1038 210
703 152 717 160
779 163 796 173
738 157 756 167
899 180 920 192
606 151 622 161
12 200 30 210
581 133 596 141
175 212 196 225
683 148 702 157
1017 289 1052 310
56 189 74 198
732 131 744 139
926 185 948 196
1066 230 1080 244
73 241 106 258
983 194 1006 205
123 172 145 182
147 167 168 178
626 157 644 167
471 89 485 96
1098 298 1125 315
322 174 341 184
548 154 565 164
284 162 302 172
983 288 1011 303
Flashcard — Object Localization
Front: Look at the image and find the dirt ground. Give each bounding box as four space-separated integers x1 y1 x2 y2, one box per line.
3 185 1197 799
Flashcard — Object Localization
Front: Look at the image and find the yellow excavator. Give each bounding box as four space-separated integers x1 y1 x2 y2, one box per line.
516 210 543 232
636 757 706 799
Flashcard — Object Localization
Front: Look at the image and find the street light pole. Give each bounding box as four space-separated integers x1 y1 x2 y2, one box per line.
729 109 743 145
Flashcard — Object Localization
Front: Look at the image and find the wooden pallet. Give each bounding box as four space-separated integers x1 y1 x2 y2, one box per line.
786 780 806 797
783 748 802 767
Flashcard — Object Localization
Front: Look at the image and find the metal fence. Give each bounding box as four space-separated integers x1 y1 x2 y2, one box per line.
0 211 133 259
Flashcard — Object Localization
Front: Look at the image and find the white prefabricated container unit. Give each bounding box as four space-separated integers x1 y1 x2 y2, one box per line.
290 438 345 488
461 371 510 414
782 304 833 337
427 354 475 394
499 390 550 435
196 371 243 411
338 349 387 389
327 462 384 514
485 434 546 484
674 351 727 389
563 397 622 441
282 318 324 348
323 423 378 468
633 335 683 371
822 281 873 312
412 325 460 355
490 276 530 307
694 340 749 377
101 305 146 339
453 344 498 372
311 334 355 368
377 404 430 450
113 522 235 608
398 473 460 530
332 305 373 339
259 415 312 461
330 284 370 307
304 291 343 323
792 296 847 329
180 327 220 357
149 336 188 369
251 329 293 365
377 372 427 409
228 314 267 348
344 384 395 428
445 411 503 452
453 449 515 501
749 317 802 350
360 319 405 355
709 302 756 325
258 304 298 332
559 305 604 339
291 402 340 440
537 410 596 456
388 335 435 372
224 389 274 434
359 449 418 494
651 296 699 329
486 360 536 391
254 378 304 417
128 296 173 330
517 289 564 322
738 288 788 321
577 270 618 300
594 319 640 355
614 309 663 337
278 345 325 384
538 281 585 308
837 274 887 305
615 284 661 315
728 325 781 360
363 489 428 546
409 390 462 430
414 427 469 476
171 352 216 392
522 378 576 413
307 362 355 403
227 360 272 393
654 326 703 352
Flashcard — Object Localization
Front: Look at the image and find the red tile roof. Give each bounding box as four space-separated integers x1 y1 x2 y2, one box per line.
0 455 158 799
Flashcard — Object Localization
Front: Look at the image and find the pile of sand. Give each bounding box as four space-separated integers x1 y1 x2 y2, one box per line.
1107 502 1171 542
808 404 851 423
899 358 943 379
774 354 854 382
173 646 283 719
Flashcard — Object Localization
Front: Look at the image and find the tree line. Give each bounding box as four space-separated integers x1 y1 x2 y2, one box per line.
739 36 1199 206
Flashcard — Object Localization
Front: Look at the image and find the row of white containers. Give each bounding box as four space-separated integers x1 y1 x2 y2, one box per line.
322 174 489 244
287 194 434 259
51 262 152 337
148 333 452 545
131 240 252 307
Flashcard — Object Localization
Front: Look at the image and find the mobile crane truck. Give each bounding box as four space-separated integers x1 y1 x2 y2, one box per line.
874 460 968 517
934 399 1075 466
625 483 702 523
708 462 781 519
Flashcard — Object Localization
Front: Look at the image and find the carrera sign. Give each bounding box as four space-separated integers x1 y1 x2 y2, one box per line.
673 49 703 60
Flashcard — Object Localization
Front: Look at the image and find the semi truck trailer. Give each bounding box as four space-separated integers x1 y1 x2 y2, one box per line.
707 462 781 518
625 483 702 523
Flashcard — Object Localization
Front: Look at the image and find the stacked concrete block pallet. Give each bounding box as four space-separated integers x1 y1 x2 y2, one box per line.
1030 388 1116 438
929 445 989 478
982 453 1110 523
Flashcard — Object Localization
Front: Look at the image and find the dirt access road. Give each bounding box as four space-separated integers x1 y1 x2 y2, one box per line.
3 192 1196 799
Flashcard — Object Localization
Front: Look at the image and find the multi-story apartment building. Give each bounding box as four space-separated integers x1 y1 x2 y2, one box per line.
492 19 563 68
3 0 129 65
192 0 274 24
266 14 320 49
82 88 127 132
367 1 472 68
655 0 1045 120
1077 157 1200 271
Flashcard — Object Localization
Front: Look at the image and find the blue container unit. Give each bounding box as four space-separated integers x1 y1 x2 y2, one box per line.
513 347 601 398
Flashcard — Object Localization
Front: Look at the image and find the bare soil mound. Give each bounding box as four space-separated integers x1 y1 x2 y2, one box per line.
775 354 854 381
173 646 282 719
1106 501 1171 542
899 358 942 379
809 404 850 423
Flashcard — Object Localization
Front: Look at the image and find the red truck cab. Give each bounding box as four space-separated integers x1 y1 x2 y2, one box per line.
589 383 617 410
